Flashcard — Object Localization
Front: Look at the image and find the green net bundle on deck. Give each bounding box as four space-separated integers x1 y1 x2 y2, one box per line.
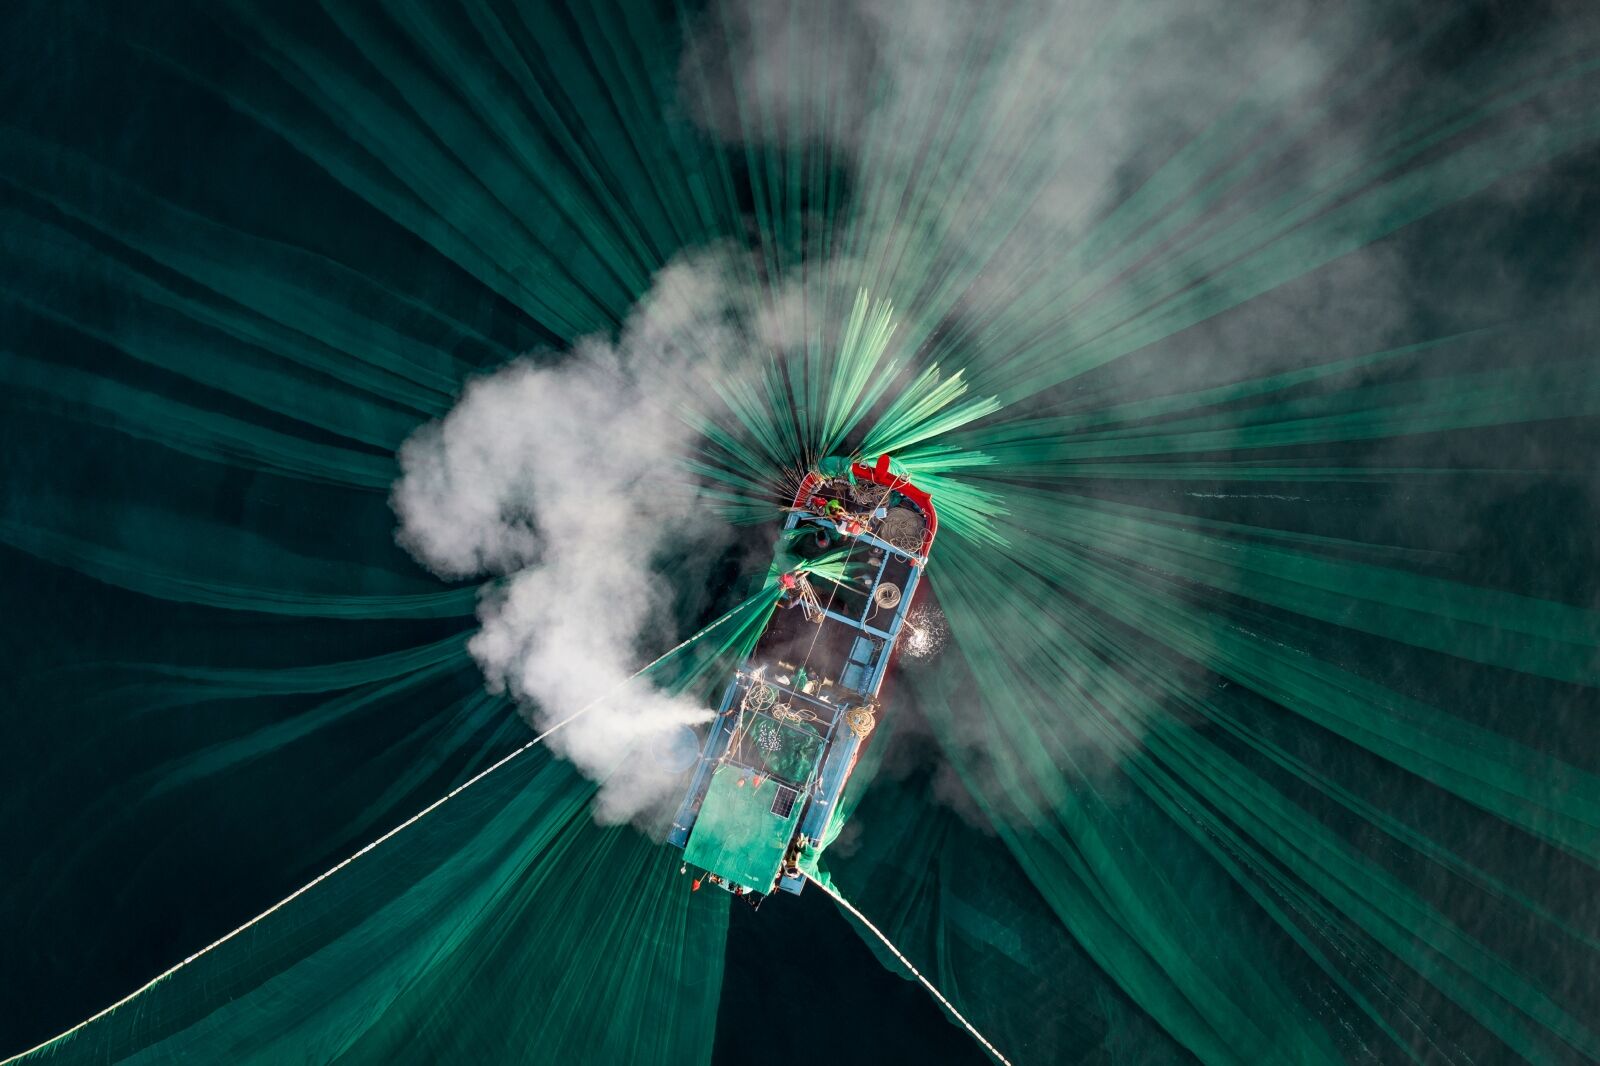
4 1 1600 1064
728 713 824 785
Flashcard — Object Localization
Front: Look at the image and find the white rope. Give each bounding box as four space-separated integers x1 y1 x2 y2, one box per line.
796 574 825 622
2 604 752 1064
806 873 1015 1066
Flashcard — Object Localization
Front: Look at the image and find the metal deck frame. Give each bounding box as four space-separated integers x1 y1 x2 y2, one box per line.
668 469 930 895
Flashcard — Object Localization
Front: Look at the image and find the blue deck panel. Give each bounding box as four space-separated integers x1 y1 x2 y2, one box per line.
666 676 741 848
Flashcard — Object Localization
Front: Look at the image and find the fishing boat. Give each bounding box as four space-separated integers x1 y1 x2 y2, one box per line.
668 454 937 899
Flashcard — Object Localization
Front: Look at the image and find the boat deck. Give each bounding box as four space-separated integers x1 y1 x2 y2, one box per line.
669 456 935 898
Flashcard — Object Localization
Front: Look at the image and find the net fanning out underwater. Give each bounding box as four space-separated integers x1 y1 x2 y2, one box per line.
3 1 1600 1065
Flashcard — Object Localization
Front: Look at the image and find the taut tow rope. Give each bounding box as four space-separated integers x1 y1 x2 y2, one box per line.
806 872 1015 1066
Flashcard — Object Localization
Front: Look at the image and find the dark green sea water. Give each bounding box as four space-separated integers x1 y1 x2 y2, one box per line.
2 1 1597 1064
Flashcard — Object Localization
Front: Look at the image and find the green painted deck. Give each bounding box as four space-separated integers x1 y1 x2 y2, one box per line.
683 766 805 890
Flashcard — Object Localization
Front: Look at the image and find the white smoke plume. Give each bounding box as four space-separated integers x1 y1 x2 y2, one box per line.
393 240 923 824
392 253 756 825
677 0 1594 400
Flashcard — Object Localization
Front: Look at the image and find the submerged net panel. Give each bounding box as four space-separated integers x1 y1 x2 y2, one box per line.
15 752 728 1065
808 715 1195 1065
901 514 1600 1066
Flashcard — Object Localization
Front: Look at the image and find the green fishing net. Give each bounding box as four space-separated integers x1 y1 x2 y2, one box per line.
4 1 1600 1064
